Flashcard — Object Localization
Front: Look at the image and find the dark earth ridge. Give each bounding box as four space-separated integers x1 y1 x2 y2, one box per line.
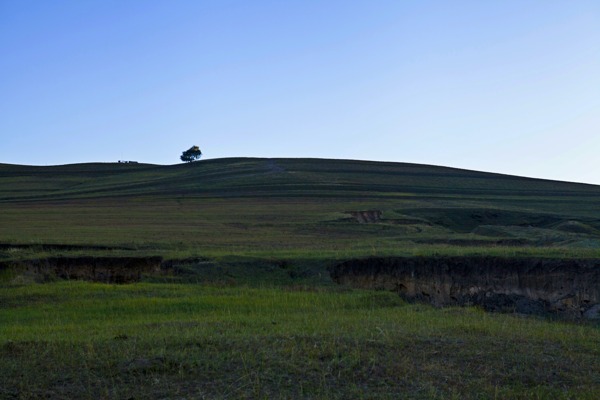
1 256 163 283
0 243 134 251
330 256 600 319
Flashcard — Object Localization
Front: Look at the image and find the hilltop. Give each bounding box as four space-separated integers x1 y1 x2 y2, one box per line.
2 157 599 201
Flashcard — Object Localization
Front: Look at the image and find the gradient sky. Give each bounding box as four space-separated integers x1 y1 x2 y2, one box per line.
1 1 599 183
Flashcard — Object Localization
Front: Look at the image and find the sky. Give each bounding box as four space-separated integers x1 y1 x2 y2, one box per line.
1 1 599 184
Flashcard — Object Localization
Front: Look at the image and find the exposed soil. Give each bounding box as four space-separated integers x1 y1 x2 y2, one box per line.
330 256 600 319
2 256 163 283
345 210 383 223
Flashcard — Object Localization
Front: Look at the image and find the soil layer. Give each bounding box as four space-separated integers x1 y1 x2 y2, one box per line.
330 256 600 319
1 257 163 283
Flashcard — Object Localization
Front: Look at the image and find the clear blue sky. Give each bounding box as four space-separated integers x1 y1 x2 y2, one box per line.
1 1 599 183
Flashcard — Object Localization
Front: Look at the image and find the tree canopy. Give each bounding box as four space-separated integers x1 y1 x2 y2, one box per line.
180 146 202 163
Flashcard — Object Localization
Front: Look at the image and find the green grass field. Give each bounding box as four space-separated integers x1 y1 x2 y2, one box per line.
2 282 599 399
1 158 600 398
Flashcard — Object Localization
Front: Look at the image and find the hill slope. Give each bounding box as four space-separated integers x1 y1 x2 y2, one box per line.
2 157 600 201
1 158 600 259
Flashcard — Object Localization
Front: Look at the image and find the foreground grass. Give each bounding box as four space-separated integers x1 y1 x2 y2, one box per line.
1 282 599 399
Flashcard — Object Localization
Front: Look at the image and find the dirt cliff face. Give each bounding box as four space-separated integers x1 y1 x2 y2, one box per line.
346 210 383 223
330 257 600 319
7 257 163 283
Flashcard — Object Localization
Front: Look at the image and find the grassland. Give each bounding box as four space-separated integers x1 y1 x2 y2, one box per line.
1 158 600 398
2 158 600 261
2 282 599 399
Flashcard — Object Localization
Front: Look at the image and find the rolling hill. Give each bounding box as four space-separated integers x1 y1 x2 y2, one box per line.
1 157 600 261
2 158 600 398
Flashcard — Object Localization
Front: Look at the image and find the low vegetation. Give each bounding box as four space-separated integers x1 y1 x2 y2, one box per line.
1 158 600 398
1 282 599 399
2 158 600 261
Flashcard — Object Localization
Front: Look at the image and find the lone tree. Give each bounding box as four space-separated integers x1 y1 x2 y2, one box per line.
180 145 202 163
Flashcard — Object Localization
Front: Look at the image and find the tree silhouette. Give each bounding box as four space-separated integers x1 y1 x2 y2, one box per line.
180 146 202 163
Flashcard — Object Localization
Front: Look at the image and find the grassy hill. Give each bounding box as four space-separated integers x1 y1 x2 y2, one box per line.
2 158 600 399
2 157 600 257
3 157 600 200
2 157 600 261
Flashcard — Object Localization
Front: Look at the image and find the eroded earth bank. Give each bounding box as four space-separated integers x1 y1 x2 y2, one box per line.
1 257 163 284
330 256 600 319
